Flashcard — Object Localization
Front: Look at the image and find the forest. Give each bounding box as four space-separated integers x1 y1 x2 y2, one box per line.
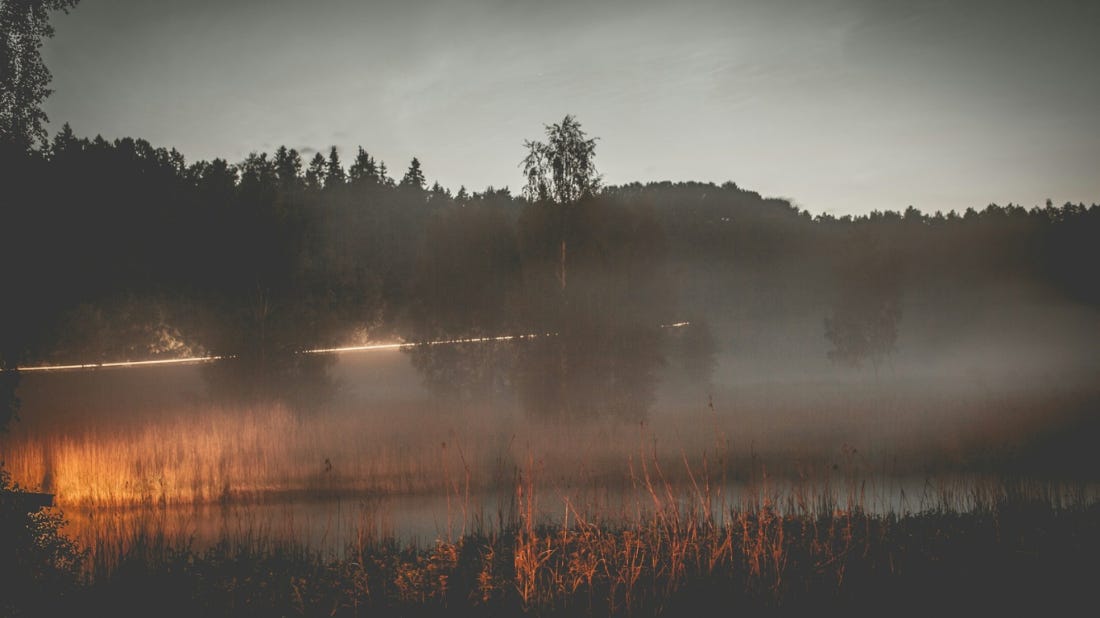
2 119 1097 423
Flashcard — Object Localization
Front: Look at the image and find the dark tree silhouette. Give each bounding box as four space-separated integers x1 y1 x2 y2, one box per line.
0 0 80 153
1 0 80 429
305 152 326 190
521 114 601 290
400 157 426 190
324 146 345 188
348 146 380 187
0 103 1096 422
273 145 303 191
521 114 600 205
514 118 675 420
1 4 85 609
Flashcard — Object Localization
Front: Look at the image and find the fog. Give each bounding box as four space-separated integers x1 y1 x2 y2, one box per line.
2 119 1097 555
7 264 1097 496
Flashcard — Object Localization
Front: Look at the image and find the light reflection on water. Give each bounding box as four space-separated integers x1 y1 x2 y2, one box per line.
61 476 1095 556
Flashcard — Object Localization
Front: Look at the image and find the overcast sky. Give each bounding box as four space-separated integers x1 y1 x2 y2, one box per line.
42 0 1100 216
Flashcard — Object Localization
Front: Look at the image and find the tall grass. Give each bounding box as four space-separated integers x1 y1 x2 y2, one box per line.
2 403 502 507
6 363 1095 511
1 400 726 508
28 454 1098 618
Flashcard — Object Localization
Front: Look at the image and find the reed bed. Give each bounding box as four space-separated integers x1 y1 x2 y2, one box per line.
1 400 731 508
4 374 1098 615
7 459 1097 618
0 390 1047 511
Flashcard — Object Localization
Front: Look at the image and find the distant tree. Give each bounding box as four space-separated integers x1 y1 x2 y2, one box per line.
515 118 678 420
0 0 80 153
348 146 379 186
400 157 426 190
47 121 78 159
194 157 237 197
305 152 326 190
427 181 450 204
521 114 600 205
521 115 601 290
324 146 345 188
273 145 303 191
377 160 393 187
238 152 277 195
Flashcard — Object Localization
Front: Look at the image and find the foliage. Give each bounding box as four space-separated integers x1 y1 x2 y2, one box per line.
399 157 426 190
1 0 79 429
0 0 80 153
521 114 600 205
0 468 84 617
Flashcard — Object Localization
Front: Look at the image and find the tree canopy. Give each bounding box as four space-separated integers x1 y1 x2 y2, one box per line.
1 111 1097 417
0 0 80 154
521 114 600 205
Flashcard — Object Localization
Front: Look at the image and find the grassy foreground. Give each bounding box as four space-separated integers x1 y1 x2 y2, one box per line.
4 473 1099 618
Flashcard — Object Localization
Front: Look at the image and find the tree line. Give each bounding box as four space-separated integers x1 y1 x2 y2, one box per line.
1 118 1096 418
3 0 1097 422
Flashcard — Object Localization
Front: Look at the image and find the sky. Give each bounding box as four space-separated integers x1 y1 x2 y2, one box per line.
41 0 1100 217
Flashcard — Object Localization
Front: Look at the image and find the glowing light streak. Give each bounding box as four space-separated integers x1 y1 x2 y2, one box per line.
18 355 227 373
14 323 689 372
301 333 541 355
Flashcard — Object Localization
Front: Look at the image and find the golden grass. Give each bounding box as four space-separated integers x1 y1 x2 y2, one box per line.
1 398 715 509
5 414 1096 617
3 393 1084 517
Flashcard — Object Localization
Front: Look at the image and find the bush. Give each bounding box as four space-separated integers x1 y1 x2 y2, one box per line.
0 467 84 617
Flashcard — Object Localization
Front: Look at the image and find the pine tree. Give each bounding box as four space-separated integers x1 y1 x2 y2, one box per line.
348 146 379 186
273 145 303 191
399 157 426 190
48 121 78 159
377 161 393 187
305 152 326 190
324 146 345 188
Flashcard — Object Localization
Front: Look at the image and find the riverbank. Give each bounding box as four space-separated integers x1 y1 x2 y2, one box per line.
6 477 1098 617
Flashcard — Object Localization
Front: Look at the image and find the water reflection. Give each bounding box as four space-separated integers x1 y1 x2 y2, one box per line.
61 476 1096 557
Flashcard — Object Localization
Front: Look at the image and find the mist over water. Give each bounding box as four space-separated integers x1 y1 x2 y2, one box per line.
1 115 1097 567
3 3 1100 613
4 274 1096 548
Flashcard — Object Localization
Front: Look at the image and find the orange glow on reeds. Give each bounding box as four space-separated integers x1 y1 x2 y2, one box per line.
0 397 721 510
1 404 495 507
